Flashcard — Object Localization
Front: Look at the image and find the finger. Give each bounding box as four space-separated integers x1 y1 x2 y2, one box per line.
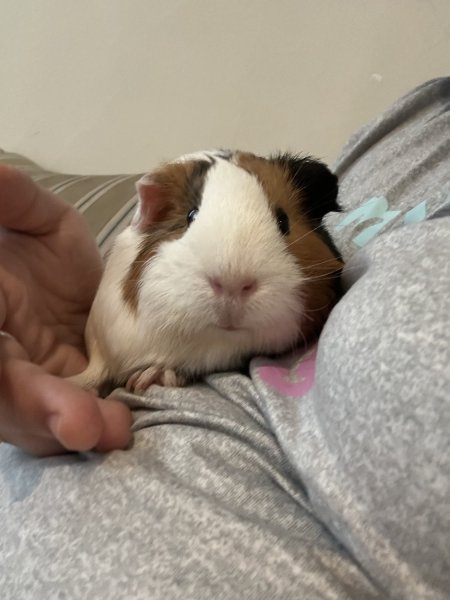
0 352 132 454
45 382 133 453
0 355 103 452
2 397 133 457
0 165 69 234
0 353 109 456
0 330 29 384
94 397 133 452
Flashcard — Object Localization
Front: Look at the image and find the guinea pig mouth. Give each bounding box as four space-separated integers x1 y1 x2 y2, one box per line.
214 317 246 332
218 324 241 332
214 305 246 332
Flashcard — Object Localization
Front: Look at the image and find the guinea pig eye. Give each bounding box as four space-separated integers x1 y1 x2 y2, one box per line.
187 207 199 226
276 208 290 236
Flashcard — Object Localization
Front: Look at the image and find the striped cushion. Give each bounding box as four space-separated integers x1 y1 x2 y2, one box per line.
0 149 142 255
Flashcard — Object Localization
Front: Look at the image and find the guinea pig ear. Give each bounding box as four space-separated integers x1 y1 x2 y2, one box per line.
273 153 340 225
131 174 171 232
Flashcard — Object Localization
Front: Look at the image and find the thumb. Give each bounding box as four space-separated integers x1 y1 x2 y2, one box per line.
0 326 132 456
0 165 69 234
0 355 106 453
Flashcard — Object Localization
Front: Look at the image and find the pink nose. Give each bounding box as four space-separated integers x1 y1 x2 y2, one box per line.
209 276 258 298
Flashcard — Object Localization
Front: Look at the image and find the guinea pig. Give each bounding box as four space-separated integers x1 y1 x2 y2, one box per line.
70 149 343 393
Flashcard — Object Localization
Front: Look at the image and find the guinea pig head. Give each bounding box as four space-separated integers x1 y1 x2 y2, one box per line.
121 150 342 375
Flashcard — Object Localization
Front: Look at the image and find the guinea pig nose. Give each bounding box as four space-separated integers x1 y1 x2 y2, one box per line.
209 276 258 298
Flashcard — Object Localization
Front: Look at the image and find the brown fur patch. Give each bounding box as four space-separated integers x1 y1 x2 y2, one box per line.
122 159 212 310
235 151 343 341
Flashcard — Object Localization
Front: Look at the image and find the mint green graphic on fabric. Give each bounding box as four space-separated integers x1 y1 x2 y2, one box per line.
432 191 450 217
336 196 401 247
403 200 427 225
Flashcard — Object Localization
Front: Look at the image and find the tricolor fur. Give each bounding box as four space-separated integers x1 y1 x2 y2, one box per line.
72 150 342 392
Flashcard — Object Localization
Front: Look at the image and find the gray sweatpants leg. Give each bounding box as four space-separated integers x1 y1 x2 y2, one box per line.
253 216 450 598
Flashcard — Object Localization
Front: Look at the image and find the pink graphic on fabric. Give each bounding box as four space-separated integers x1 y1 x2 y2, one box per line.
257 344 317 397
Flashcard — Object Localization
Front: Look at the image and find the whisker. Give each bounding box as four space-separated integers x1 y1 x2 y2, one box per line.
301 311 315 324
302 264 362 283
303 256 344 271
303 302 333 314
302 271 343 283
286 221 327 248
296 328 308 349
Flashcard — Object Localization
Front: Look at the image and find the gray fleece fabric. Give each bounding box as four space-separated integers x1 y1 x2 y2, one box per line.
1 78 449 599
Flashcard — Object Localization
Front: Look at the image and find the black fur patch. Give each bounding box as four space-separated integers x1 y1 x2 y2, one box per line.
271 153 340 223
271 153 342 259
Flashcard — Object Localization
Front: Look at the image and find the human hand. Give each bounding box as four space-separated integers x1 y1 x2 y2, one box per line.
0 166 132 456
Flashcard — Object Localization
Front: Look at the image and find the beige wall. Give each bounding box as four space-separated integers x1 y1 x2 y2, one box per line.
0 0 449 174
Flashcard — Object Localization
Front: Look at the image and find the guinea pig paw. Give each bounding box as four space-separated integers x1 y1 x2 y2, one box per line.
125 365 161 392
159 369 187 387
126 365 186 392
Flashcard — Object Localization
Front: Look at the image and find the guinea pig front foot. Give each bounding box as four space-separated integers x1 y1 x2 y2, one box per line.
125 364 186 392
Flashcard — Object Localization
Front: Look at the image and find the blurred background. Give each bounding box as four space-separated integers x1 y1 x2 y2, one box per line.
0 0 449 174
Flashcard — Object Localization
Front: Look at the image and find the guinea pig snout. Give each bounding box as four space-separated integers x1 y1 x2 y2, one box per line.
208 275 258 300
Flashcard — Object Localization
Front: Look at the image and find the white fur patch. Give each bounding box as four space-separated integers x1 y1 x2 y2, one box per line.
174 149 232 164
